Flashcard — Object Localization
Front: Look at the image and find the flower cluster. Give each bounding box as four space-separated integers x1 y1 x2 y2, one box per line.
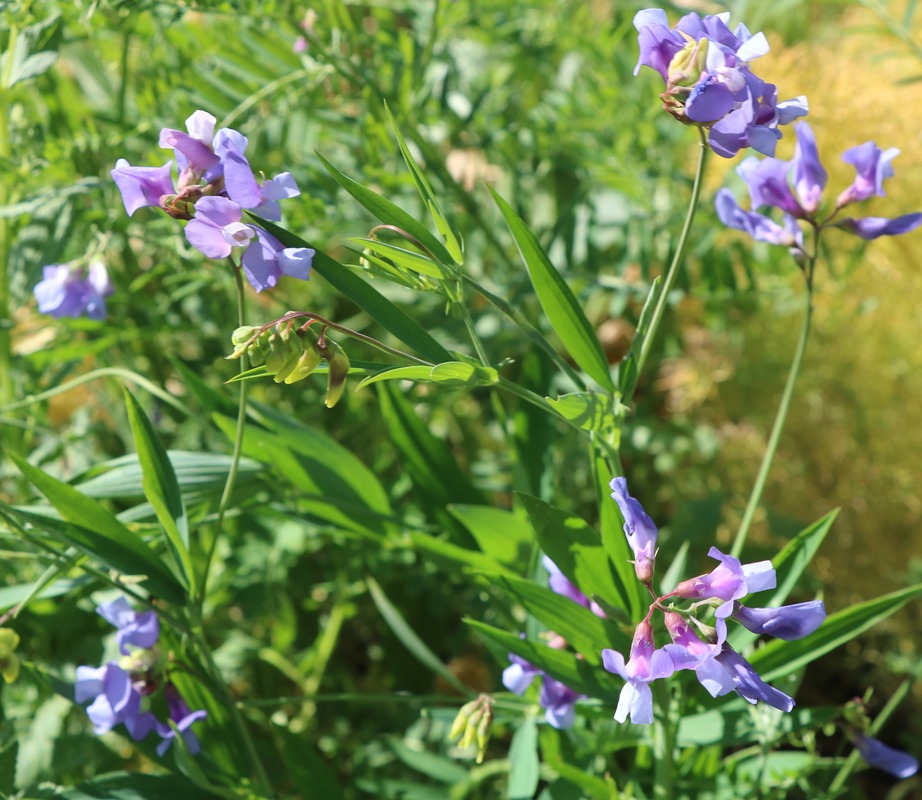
33 262 112 320
501 556 602 728
717 121 922 252
603 478 826 724
633 9 807 157
75 597 206 756
112 110 314 293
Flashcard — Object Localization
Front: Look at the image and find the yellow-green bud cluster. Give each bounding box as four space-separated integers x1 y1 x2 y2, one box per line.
448 694 494 764
228 323 351 407
0 628 21 684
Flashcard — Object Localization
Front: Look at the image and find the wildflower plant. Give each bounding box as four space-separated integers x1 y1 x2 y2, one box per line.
2 3 921 799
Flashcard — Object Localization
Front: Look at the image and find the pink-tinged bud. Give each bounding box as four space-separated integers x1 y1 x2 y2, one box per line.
632 619 654 653
664 612 689 641
634 553 655 585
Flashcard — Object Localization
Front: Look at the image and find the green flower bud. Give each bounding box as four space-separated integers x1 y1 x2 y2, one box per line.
474 704 493 764
458 706 484 750
667 35 708 90
283 341 323 385
449 699 483 741
319 339 350 408
0 628 21 684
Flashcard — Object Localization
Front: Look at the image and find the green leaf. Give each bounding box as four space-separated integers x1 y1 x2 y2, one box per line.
519 493 632 616
250 217 453 365
769 509 838 607
123 390 194 593
546 392 620 438
618 277 661 399
382 102 463 264
448 505 533 565
409 531 511 576
367 576 469 694
4 455 186 603
357 361 497 390
351 237 446 279
467 620 619 703
315 152 457 266
496 575 630 664
489 187 614 393
508 718 540 800
51 771 222 799
749 583 922 682
539 727 615 800
387 737 468 784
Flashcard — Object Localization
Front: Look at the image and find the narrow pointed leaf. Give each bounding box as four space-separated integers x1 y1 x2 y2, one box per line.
619 277 661 399
123 390 195 593
489 187 614 392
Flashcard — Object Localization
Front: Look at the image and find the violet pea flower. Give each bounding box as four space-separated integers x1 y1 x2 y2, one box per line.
711 645 795 712
154 684 208 756
111 160 175 217
609 477 658 585
602 619 675 724
502 652 540 695
662 612 727 697
75 662 144 736
96 597 160 655
34 263 113 321
542 556 606 618
856 734 920 779
159 110 222 175
540 677 582 729
673 547 775 618
730 599 826 641
219 134 300 221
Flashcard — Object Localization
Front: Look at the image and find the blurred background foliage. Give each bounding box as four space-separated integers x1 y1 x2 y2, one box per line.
1 0 921 795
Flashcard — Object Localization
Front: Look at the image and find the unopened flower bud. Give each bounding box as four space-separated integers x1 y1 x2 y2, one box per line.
458 705 485 750
281 341 322 384
0 628 21 683
667 35 707 90
319 338 350 408
449 698 482 741
475 703 493 764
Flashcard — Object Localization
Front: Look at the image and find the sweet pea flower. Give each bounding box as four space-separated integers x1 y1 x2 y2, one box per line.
729 599 826 641
718 121 922 245
502 651 583 729
711 644 795 712
75 662 147 737
96 597 160 655
542 556 606 618
633 9 807 157
34 262 113 320
219 135 301 221
602 619 675 724
856 734 920 779
159 110 222 175
154 685 208 756
673 547 775 618
111 160 176 217
609 477 658 585
185 197 313 292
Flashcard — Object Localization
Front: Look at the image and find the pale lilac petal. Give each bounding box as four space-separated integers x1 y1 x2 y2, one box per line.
502 662 536 695
75 665 107 703
613 682 635 723
279 247 315 281
731 600 826 640
261 172 300 201
185 219 233 259
96 597 134 629
837 214 922 239
648 649 676 680
111 159 175 217
857 735 920 779
240 231 281 291
741 560 776 593
837 143 899 206
736 31 769 61
776 96 808 124
184 110 216 143
601 648 627 680
627 682 654 724
792 122 827 214
222 142 264 208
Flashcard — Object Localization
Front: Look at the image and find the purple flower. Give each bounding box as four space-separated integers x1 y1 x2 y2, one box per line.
540 677 582 729
674 547 775 618
542 556 606 618
111 160 176 217
719 121 922 244
711 644 795 712
662 612 727 696
502 652 582 729
34 262 113 320
609 477 658 584
219 135 300 221
502 653 540 695
730 600 826 640
75 662 144 736
856 734 920 779
632 9 807 157
185 197 313 292
154 685 207 756
96 597 160 655
602 620 675 724
159 110 222 175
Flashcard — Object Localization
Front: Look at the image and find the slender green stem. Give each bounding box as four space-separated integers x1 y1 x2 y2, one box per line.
199 264 249 607
652 681 675 800
0 24 18 412
193 630 274 797
631 127 710 393
731 254 817 558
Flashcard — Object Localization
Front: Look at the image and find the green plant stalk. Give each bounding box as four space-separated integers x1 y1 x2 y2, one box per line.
652 681 675 800
731 260 816 558
192 629 274 797
198 263 249 607
632 127 710 392
0 24 18 412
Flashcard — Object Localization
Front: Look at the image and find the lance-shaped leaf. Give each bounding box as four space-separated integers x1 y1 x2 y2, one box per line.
489 187 614 393
619 277 660 400
123 389 195 594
